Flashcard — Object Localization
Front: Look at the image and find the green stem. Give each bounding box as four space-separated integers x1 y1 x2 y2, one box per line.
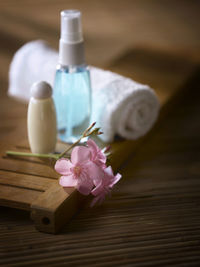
58 136 83 159
6 151 59 160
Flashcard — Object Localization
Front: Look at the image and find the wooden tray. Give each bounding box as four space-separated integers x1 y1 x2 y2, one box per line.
0 49 198 233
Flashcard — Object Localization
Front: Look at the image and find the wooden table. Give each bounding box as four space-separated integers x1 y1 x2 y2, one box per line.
0 1 200 266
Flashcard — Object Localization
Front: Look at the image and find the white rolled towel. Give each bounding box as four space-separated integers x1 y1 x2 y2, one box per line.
8 40 160 142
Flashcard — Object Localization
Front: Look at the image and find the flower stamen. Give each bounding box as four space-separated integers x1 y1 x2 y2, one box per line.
73 165 82 177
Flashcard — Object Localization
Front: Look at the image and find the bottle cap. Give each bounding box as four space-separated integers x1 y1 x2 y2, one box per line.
31 81 52 99
60 10 83 44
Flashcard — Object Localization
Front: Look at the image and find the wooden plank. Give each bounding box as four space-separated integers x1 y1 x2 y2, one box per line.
0 170 56 191
0 156 58 179
0 184 42 210
31 184 85 234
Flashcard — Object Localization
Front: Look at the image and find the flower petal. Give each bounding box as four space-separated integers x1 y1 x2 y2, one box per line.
110 173 122 187
77 176 94 195
86 162 104 186
59 175 77 187
55 158 73 175
71 146 91 164
104 166 114 177
91 183 103 196
98 153 107 164
87 139 98 154
87 139 107 166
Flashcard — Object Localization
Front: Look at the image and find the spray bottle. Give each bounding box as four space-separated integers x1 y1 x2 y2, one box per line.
53 10 91 143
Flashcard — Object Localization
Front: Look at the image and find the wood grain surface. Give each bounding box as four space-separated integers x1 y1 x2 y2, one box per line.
0 0 200 266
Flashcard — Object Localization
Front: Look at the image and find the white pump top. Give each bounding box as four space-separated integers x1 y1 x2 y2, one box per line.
60 10 83 44
58 10 85 66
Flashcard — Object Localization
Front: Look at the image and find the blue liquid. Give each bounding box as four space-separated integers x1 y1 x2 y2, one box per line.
53 65 91 143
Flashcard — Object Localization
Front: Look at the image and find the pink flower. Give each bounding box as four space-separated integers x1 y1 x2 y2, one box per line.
55 138 122 206
87 139 106 169
55 146 102 195
91 166 121 206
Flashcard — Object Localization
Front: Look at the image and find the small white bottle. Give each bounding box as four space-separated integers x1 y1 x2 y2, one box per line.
27 81 57 154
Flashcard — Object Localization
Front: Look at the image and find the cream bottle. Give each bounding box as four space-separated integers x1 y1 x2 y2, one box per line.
27 81 57 154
